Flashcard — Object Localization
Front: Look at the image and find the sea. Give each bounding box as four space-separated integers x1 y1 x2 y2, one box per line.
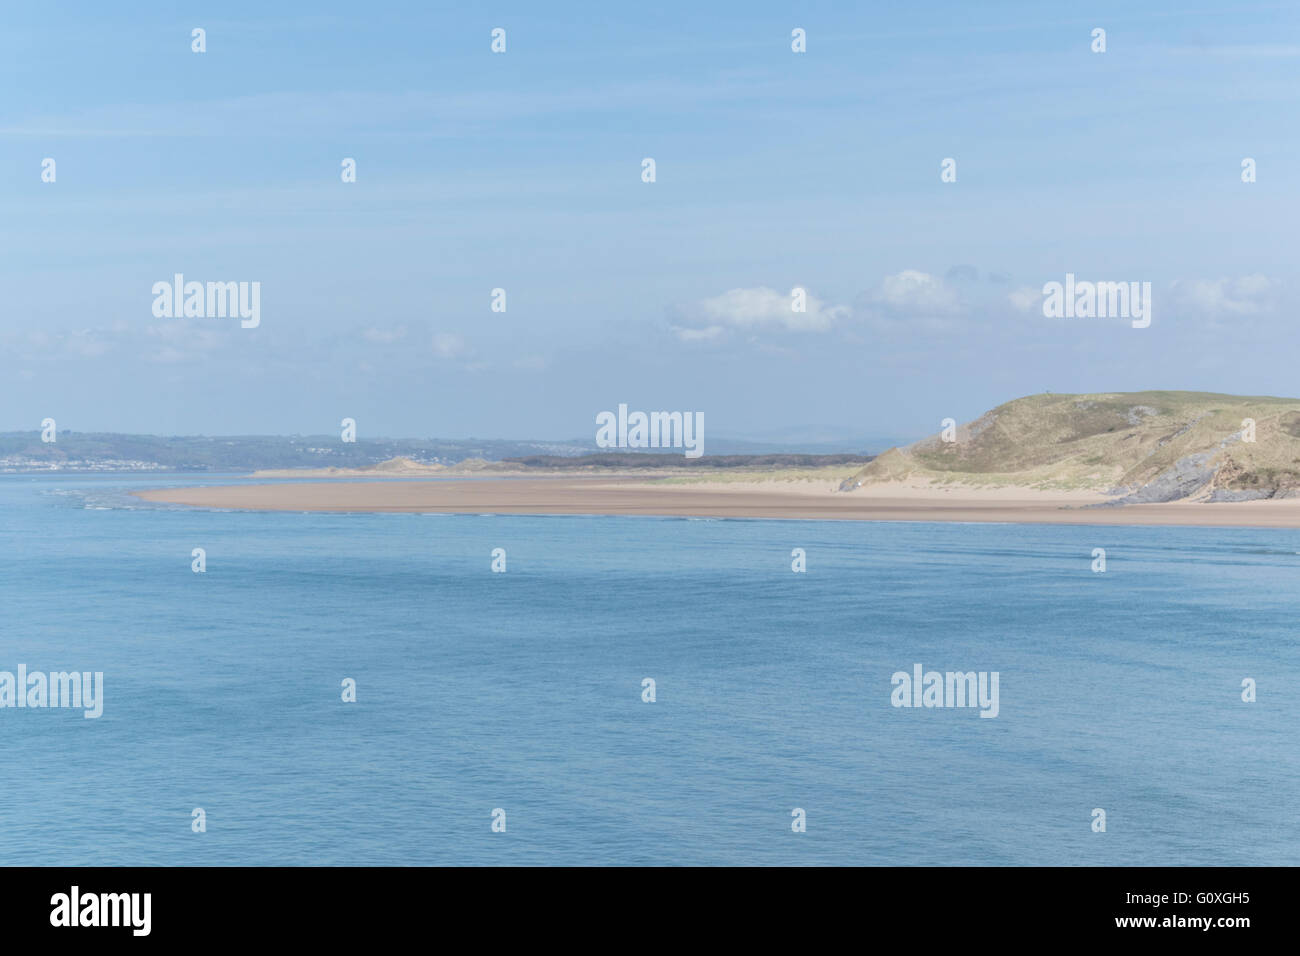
1 473 1296 865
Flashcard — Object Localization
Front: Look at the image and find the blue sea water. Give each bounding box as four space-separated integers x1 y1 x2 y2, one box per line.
0 473 1297 866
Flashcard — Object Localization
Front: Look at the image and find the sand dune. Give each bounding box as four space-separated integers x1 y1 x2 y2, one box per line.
847 390 1300 504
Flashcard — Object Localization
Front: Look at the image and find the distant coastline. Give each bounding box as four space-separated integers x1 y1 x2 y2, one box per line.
242 452 870 480
129 388 1300 527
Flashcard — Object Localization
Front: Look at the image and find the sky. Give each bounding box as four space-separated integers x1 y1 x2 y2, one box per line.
1 1 1297 444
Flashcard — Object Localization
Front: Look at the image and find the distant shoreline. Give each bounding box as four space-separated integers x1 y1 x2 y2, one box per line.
132 477 1300 528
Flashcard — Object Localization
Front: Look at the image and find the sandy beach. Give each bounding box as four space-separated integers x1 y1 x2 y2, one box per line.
132 477 1300 527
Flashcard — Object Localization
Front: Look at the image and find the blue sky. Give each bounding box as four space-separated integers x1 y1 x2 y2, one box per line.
1 1 1297 444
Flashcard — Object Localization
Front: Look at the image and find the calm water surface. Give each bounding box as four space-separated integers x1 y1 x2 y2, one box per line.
0 474 1296 865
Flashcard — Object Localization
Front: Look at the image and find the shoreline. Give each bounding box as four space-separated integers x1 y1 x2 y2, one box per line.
131 477 1300 528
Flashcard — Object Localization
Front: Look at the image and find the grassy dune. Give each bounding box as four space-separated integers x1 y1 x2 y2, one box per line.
842 391 1300 502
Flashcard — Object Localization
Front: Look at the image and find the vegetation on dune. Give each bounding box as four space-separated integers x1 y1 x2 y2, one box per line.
841 391 1300 502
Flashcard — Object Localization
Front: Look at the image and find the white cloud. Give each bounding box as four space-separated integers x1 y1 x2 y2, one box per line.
870 270 962 315
143 321 225 363
1008 286 1040 313
2 320 245 365
363 325 407 344
65 330 110 358
671 324 726 342
685 286 847 336
1169 275 1278 316
432 332 467 358
147 347 189 364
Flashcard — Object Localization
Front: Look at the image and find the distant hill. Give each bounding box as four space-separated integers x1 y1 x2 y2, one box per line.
249 452 873 479
0 430 877 477
840 391 1300 503
0 433 592 473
